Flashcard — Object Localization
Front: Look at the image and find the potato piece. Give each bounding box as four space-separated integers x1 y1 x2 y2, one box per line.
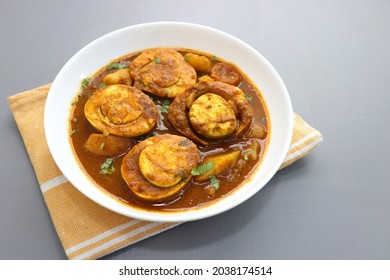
194 149 241 182
184 53 212 72
103 68 132 85
85 133 134 157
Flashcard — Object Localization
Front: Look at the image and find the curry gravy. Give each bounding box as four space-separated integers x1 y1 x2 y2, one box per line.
69 48 269 212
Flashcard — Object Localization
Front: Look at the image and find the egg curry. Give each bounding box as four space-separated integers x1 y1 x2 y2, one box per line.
69 47 269 212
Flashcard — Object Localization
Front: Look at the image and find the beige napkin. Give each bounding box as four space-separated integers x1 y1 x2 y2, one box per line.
8 83 323 259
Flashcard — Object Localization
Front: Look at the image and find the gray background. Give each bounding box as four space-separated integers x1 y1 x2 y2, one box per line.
1 0 389 260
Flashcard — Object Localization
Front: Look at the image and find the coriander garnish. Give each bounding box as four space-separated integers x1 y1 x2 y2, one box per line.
154 57 161 64
99 83 108 88
191 162 214 176
208 175 220 190
161 99 170 113
244 93 253 102
71 95 80 106
210 55 219 61
107 62 128 70
192 162 220 190
70 128 79 136
81 77 91 90
100 158 115 174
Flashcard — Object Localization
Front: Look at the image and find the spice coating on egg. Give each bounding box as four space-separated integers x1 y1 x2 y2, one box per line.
189 93 237 139
84 84 158 137
121 135 199 201
130 48 197 98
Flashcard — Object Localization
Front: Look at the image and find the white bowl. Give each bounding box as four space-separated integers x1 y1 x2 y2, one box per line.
44 22 293 222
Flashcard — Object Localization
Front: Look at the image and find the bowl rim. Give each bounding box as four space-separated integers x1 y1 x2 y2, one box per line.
44 21 293 222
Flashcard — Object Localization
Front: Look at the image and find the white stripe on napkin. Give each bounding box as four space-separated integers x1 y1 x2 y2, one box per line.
65 219 143 255
284 134 323 163
40 174 68 193
72 222 178 260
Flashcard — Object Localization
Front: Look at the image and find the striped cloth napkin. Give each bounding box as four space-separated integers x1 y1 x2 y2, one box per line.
8 83 323 259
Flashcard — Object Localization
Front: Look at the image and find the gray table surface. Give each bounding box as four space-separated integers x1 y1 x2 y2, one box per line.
1 0 389 260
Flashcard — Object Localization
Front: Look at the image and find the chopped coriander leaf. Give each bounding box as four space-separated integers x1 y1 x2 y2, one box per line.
210 55 219 61
244 94 253 102
161 99 170 113
70 128 80 136
99 83 108 88
154 57 161 64
81 77 91 90
208 175 220 190
261 115 267 122
107 62 128 70
184 54 189 61
191 162 214 176
100 158 115 174
71 95 80 106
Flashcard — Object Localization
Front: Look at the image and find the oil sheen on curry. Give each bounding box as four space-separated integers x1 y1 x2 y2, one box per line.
69 47 269 212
